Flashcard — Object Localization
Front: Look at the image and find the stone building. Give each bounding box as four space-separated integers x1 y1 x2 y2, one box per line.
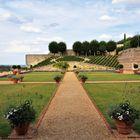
118 48 140 73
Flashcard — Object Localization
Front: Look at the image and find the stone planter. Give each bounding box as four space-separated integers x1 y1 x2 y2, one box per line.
80 80 86 84
56 80 61 84
119 69 123 73
115 120 132 134
15 123 30 135
13 79 18 84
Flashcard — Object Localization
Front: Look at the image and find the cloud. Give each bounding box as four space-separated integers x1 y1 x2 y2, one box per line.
99 34 112 41
5 40 40 53
0 9 11 21
99 15 116 22
112 0 140 4
20 24 41 33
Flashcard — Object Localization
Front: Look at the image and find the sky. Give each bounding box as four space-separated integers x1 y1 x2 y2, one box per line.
0 0 140 65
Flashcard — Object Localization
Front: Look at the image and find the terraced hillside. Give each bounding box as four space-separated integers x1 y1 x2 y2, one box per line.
87 55 119 68
57 56 84 61
33 56 58 68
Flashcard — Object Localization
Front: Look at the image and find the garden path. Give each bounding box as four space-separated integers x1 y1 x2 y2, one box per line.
36 72 114 140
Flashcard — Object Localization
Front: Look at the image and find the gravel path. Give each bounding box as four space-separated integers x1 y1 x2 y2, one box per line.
36 72 114 140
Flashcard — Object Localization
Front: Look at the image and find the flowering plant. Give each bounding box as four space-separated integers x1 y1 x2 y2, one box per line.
109 101 139 124
5 100 35 128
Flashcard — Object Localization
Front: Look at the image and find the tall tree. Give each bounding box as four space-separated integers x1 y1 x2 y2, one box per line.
89 40 99 55
106 41 116 54
81 41 90 56
58 42 67 55
130 35 140 48
48 41 58 55
72 41 82 56
99 41 107 55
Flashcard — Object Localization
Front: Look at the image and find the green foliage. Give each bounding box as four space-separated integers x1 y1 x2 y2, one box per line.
53 61 69 70
109 101 139 124
72 41 82 55
88 55 119 68
48 41 59 54
58 42 67 55
78 75 88 81
107 41 117 53
5 100 36 128
130 35 140 48
89 40 99 55
57 56 84 61
33 57 56 68
12 65 17 69
53 75 62 82
99 41 107 55
81 41 90 55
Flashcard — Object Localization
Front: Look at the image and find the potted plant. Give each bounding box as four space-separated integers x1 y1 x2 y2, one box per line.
11 76 20 84
117 64 124 73
109 101 139 134
54 75 62 84
75 70 79 75
19 76 24 82
78 75 88 83
5 100 36 135
133 64 138 74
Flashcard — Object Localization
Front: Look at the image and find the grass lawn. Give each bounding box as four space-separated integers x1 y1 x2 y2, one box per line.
80 72 140 81
0 72 62 82
0 84 57 137
84 83 140 133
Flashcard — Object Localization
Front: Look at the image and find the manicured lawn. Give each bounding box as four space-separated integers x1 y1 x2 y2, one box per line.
84 83 140 133
0 72 62 82
80 72 140 81
0 84 57 137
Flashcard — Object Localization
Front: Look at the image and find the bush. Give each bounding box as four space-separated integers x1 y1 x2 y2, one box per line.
5 100 36 128
54 75 62 82
78 75 88 81
12 65 17 69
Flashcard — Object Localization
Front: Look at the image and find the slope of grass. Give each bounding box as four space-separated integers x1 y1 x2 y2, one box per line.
57 56 84 62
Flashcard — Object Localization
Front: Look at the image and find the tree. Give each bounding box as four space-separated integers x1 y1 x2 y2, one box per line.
106 41 116 54
72 41 82 56
58 42 67 55
99 41 107 55
48 41 58 55
130 35 140 48
89 40 99 55
53 61 69 71
81 41 90 56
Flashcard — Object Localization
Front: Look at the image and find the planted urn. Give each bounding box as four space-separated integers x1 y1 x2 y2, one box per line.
5 100 36 135
109 101 139 134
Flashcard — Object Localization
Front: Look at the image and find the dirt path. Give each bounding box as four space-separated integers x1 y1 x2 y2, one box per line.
36 72 114 140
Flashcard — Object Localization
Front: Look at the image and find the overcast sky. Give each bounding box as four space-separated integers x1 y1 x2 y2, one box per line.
0 0 140 65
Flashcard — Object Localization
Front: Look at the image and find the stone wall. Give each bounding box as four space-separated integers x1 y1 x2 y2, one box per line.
118 48 140 70
26 54 51 66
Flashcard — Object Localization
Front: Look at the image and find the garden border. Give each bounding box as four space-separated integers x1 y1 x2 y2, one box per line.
1 72 66 139
81 81 140 139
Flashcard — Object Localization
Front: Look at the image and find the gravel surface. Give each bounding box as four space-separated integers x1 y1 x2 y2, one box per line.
36 72 114 140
